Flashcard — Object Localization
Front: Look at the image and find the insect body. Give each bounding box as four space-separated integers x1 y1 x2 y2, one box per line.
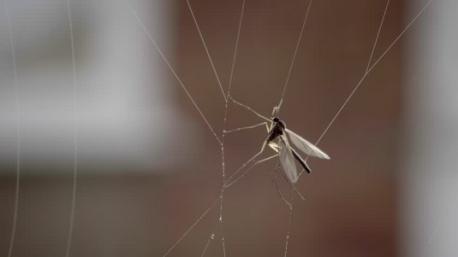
266 117 330 184
223 99 331 186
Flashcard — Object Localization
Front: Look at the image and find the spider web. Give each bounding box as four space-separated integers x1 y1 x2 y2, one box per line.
131 0 434 256
2 0 435 256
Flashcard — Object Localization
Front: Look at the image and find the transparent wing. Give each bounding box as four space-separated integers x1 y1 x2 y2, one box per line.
278 135 299 184
285 128 330 159
291 148 312 173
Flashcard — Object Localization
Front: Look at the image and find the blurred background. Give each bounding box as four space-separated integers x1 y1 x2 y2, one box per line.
0 0 456 257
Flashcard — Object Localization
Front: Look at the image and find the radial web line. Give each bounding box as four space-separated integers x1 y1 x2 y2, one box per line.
315 0 434 146
366 0 391 72
162 200 218 257
277 0 313 113
3 1 21 256
128 4 222 145
64 0 79 256
185 0 227 101
227 0 246 95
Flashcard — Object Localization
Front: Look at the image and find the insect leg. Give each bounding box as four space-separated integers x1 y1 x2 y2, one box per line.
271 170 293 209
228 95 271 122
223 140 267 187
224 152 278 188
265 122 271 132
223 122 267 134
275 167 306 201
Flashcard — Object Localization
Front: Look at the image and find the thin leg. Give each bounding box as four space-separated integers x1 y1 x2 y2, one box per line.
223 122 267 134
224 153 278 188
228 95 271 122
223 141 267 188
293 185 306 201
271 171 293 209
255 154 279 165
225 153 279 188
265 122 271 132
271 101 281 117
276 167 306 201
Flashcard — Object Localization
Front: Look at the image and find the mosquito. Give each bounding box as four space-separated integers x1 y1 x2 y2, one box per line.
224 98 330 186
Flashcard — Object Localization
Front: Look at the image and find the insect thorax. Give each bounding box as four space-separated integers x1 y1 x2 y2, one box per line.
268 117 286 142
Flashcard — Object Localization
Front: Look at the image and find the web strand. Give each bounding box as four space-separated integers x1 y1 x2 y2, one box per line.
128 4 222 145
314 0 434 147
3 1 21 256
276 0 313 114
183 1 248 256
219 0 246 256
366 0 391 72
285 1 434 256
227 0 246 96
162 200 218 257
158 0 247 256
199 233 214 257
282 195 294 257
132 1 434 256
64 0 79 256
185 0 227 101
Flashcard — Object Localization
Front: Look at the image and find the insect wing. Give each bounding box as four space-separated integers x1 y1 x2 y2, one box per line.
291 148 312 173
279 136 299 184
285 128 330 159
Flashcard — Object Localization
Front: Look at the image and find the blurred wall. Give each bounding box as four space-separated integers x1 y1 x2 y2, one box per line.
402 0 458 256
0 0 192 171
1 0 194 256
